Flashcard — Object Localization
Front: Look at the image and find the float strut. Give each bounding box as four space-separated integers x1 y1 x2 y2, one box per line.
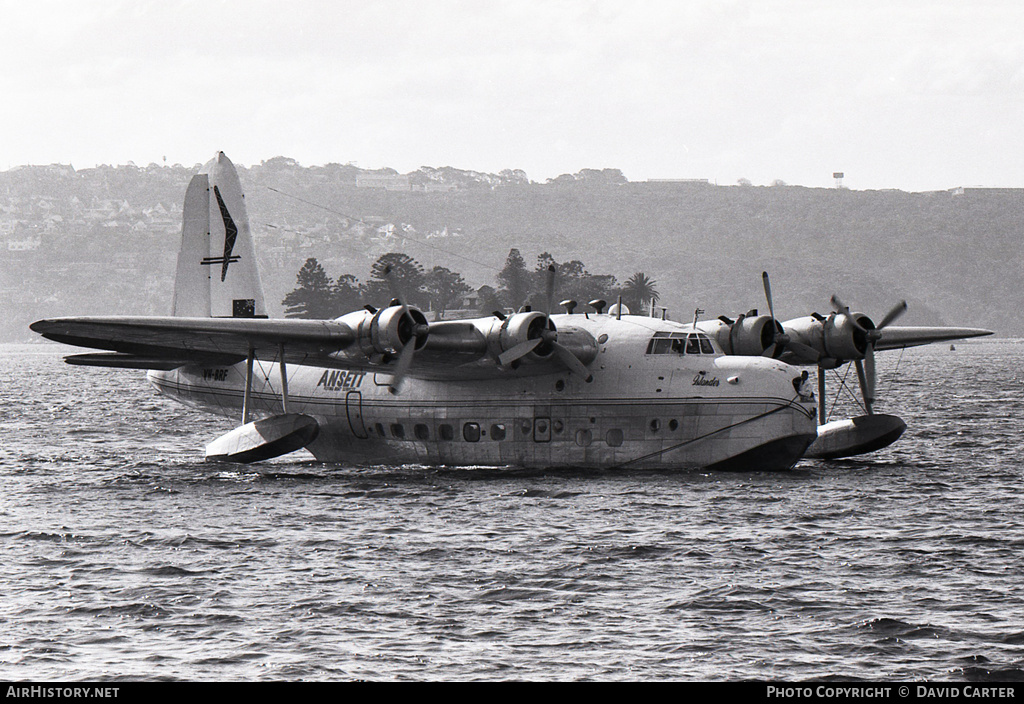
279 343 289 413
854 359 873 415
817 366 826 426
242 345 255 424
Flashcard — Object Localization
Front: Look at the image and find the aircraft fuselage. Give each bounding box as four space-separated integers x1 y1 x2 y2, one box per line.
148 314 819 471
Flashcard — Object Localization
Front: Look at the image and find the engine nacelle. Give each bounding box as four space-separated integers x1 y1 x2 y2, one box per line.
485 311 554 360
783 312 872 363
726 315 779 356
336 305 429 358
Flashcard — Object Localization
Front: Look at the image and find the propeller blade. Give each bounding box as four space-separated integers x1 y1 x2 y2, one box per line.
761 271 789 356
831 294 869 334
786 340 822 363
875 300 907 331
762 271 775 321
388 340 417 394
498 337 542 367
553 343 593 382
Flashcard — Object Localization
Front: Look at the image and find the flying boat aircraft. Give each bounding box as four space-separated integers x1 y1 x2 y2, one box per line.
30 152 992 470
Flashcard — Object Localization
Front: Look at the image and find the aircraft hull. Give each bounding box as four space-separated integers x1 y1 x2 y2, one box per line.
149 357 818 471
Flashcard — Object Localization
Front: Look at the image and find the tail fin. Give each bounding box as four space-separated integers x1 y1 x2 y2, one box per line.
172 151 267 318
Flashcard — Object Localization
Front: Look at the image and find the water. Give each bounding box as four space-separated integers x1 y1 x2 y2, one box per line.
2 341 1023 682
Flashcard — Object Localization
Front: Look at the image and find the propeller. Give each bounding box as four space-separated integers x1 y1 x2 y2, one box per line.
829 295 907 413
382 265 429 394
759 272 821 362
497 264 593 381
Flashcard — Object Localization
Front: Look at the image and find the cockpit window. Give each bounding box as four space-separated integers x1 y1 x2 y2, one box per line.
646 331 715 355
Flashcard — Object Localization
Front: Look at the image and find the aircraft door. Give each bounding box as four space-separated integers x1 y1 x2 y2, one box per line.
345 391 369 439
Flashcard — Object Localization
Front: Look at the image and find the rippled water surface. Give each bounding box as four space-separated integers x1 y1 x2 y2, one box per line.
2 341 1023 681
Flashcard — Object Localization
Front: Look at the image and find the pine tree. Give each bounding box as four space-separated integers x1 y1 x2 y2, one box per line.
424 266 471 317
367 252 426 307
282 258 336 319
497 248 531 311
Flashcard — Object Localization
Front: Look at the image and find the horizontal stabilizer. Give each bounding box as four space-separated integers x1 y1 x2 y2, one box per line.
206 413 320 463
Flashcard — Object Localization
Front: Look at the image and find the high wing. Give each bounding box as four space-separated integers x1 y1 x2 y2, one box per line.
30 308 599 385
29 315 358 369
870 325 992 351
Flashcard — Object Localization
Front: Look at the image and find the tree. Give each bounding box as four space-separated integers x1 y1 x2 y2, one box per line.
528 252 559 311
497 248 531 311
475 285 503 315
366 252 425 307
283 258 336 319
333 273 363 312
424 266 471 317
621 272 659 314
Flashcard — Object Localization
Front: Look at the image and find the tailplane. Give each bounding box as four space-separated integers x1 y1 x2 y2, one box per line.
172 152 266 318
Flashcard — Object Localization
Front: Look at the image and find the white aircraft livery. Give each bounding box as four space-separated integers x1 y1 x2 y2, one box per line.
31 152 992 470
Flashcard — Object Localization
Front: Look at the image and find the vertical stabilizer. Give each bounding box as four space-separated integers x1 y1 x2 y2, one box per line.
171 152 267 318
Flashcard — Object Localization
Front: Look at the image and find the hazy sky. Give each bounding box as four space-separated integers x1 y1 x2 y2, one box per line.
1 0 1021 191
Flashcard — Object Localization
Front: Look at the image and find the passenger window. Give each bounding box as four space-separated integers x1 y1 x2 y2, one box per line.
439 424 454 441
463 422 481 442
490 424 507 441
414 423 430 441
606 428 624 447
390 423 405 439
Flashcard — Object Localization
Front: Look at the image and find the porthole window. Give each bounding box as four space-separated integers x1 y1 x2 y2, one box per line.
490 423 507 441
668 419 679 431
439 424 454 441
552 420 564 434
650 419 661 432
414 423 430 441
463 422 481 442
606 429 624 447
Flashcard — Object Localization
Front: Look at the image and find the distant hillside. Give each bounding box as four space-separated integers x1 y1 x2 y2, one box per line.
2 158 1019 341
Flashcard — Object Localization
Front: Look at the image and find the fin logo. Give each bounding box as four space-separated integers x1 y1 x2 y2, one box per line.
200 185 241 281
